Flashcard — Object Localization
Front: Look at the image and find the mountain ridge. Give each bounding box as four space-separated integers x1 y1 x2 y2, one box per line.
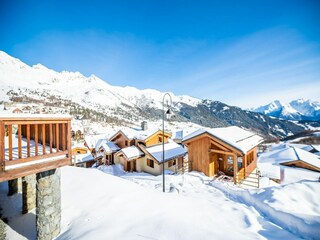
251 99 320 121
0 50 318 138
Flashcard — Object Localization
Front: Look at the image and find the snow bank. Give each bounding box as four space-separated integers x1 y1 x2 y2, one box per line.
212 180 320 240
58 167 296 240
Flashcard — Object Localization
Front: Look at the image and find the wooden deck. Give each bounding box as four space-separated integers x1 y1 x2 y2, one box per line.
0 115 72 182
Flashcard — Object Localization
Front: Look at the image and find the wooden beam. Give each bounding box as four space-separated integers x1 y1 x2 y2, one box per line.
8 125 12 160
27 124 30 157
42 124 46 155
55 123 59 151
18 125 22 159
0 157 71 182
62 123 66 151
210 139 229 151
209 149 232 155
0 121 4 171
67 121 71 159
233 154 237 184
5 150 68 166
49 123 53 153
35 124 38 156
2 120 70 125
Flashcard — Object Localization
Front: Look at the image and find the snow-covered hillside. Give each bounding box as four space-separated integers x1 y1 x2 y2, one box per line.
0 50 200 116
1 166 319 239
1 50 318 137
252 99 320 121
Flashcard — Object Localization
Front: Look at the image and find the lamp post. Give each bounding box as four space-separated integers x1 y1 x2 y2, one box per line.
162 93 172 192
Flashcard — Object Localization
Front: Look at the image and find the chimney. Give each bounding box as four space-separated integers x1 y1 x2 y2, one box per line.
141 121 148 131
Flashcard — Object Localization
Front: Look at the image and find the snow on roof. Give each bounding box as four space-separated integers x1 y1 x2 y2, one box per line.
259 145 320 169
290 144 314 152
84 134 108 148
171 128 198 140
75 153 94 163
183 126 263 154
0 113 72 120
146 141 187 163
112 127 163 141
118 146 144 160
100 141 120 153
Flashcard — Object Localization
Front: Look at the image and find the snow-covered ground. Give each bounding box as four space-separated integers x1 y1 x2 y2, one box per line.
1 165 319 239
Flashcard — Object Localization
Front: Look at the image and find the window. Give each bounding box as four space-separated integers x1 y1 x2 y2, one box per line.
147 159 154 168
77 150 81 154
168 160 176 167
158 136 163 143
125 140 128 146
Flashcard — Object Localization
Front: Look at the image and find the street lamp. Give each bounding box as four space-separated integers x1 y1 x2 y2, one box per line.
162 93 172 192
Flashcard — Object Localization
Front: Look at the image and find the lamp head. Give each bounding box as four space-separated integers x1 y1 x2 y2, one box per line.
165 108 172 120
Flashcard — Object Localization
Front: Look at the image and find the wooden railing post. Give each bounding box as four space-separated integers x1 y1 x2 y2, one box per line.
8 124 13 160
67 121 71 160
0 121 4 172
35 124 38 156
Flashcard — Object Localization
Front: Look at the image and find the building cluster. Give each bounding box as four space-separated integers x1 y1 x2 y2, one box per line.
72 122 269 184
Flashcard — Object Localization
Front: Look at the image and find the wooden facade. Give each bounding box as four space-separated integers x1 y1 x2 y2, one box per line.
113 129 186 175
0 115 72 182
183 133 258 184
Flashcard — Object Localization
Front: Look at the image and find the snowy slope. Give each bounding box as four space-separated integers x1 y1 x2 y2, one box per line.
252 99 320 121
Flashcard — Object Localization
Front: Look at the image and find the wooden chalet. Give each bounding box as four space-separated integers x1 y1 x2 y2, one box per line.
182 126 263 184
111 128 187 175
0 114 72 182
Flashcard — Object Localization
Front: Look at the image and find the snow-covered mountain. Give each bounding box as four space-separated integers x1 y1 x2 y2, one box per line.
0 50 317 138
251 99 320 121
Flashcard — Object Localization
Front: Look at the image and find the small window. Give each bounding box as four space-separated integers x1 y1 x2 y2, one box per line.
158 136 162 143
125 140 128 146
77 150 81 154
168 160 176 167
147 159 154 168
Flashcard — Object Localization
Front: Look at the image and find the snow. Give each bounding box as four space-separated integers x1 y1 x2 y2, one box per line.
118 146 144 160
258 144 320 183
1 166 319 239
258 144 320 171
0 113 71 119
74 153 94 163
183 126 263 154
146 141 187 163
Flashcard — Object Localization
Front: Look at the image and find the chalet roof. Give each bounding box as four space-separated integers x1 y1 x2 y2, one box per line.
145 141 187 163
75 153 94 163
259 145 320 169
117 146 144 161
183 126 263 154
95 139 120 153
110 127 169 141
84 134 108 149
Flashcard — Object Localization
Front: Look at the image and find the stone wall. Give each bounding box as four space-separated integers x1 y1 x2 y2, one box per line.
22 174 36 214
36 169 61 240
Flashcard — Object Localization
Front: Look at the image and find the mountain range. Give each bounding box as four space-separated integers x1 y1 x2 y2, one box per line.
0 50 319 139
251 100 320 121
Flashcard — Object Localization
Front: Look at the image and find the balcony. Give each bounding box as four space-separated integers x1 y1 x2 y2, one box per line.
0 114 72 182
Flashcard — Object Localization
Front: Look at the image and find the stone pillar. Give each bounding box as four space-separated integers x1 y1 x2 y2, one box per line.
0 217 6 240
7 179 18 196
22 174 36 214
36 169 61 240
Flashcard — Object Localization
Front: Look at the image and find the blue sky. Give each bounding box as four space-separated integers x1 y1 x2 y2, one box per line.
1 0 319 108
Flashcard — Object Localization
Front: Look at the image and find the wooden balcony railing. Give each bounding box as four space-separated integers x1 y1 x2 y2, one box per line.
0 115 72 182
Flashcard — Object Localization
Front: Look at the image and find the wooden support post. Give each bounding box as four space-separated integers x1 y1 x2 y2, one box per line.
244 155 247 177
56 123 59 152
49 124 53 153
0 121 5 171
67 121 71 161
62 123 66 151
35 124 38 156
27 124 30 157
233 154 237 184
18 125 22 159
42 124 46 155
8 124 12 160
